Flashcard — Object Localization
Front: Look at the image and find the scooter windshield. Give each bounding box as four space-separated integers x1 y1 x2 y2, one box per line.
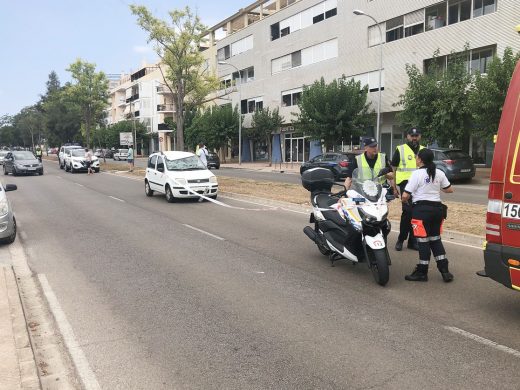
351 168 382 202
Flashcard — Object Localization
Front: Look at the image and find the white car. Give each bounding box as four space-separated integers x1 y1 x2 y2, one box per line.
0 182 17 244
144 151 218 202
0 151 9 165
113 149 128 161
58 145 83 169
64 149 100 173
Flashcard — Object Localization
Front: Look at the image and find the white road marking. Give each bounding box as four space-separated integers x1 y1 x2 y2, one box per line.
109 196 125 202
453 185 487 191
38 274 101 390
255 271 265 274
390 229 481 249
220 195 308 215
75 183 84 187
183 224 225 240
56 176 62 179
445 326 520 358
101 171 142 182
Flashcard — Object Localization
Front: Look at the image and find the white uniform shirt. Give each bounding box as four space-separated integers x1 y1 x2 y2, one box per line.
197 147 208 166
404 168 451 202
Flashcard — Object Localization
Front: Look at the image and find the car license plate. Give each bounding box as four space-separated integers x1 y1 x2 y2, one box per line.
28 167 36 171
503 203 520 219
460 169 471 173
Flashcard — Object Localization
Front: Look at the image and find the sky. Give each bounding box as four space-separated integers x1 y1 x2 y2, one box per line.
0 0 247 117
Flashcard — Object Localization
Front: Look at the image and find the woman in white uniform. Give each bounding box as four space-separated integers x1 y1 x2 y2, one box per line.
401 148 454 282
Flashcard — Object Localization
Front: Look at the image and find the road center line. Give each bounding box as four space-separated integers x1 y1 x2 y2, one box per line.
75 183 84 187
444 326 520 358
109 196 125 202
38 274 101 390
183 224 225 240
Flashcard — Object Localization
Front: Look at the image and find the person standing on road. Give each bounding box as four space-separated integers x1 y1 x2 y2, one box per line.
35 146 42 162
128 145 134 172
85 148 94 175
401 148 454 282
344 137 393 189
197 142 208 167
392 127 425 252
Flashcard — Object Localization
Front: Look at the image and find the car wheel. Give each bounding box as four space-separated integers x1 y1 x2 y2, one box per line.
209 194 218 200
215 166 220 170
165 185 175 203
3 166 7 176
145 180 154 197
12 168 18 177
95 168 99 173
39 170 44 176
0 217 16 245
70 165 75 173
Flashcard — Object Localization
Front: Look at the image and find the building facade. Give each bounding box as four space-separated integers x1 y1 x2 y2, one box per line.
204 0 519 164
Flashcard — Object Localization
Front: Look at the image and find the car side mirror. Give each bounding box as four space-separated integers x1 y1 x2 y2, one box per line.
5 184 17 192
157 167 164 173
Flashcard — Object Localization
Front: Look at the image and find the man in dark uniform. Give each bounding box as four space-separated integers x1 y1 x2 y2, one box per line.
344 137 393 189
391 127 425 251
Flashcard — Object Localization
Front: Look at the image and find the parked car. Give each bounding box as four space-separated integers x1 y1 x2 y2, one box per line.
113 149 129 161
58 144 83 169
0 150 9 165
64 149 100 173
0 182 17 244
102 149 114 159
430 148 475 181
206 151 220 169
300 151 363 180
94 149 103 158
144 151 218 202
3 151 43 176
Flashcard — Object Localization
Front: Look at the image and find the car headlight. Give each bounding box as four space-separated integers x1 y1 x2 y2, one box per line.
15 163 24 168
209 176 218 183
174 178 187 186
0 198 9 217
358 208 377 223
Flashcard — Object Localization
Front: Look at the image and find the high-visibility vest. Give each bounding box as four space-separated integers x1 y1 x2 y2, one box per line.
356 152 386 183
395 143 425 184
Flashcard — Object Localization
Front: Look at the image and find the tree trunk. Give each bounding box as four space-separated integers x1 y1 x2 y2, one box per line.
267 136 272 167
175 81 185 151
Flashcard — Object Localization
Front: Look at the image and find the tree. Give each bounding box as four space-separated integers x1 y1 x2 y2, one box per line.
396 48 473 148
12 106 45 149
99 121 148 149
294 77 374 150
249 107 284 166
66 59 109 148
468 47 520 141
130 5 218 151
186 104 239 158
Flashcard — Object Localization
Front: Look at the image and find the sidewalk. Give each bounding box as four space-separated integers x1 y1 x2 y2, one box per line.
0 265 40 389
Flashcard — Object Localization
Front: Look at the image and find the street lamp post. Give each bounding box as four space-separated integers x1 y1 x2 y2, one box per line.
218 61 242 165
353 9 383 145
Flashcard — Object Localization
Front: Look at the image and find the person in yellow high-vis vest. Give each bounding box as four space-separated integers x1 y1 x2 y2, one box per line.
391 127 425 251
344 137 393 189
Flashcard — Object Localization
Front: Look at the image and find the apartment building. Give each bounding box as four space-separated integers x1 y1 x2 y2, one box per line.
207 0 520 165
106 65 177 154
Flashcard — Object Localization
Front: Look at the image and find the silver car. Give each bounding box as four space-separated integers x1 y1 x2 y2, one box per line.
0 151 9 165
0 182 17 244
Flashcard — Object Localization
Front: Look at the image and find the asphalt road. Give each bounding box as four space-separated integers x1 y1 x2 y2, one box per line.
107 157 489 205
4 161 518 389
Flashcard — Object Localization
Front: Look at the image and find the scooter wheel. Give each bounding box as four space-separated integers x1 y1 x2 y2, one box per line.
368 248 390 286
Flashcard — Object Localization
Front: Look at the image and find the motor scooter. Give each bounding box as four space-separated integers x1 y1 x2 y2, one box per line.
302 167 395 286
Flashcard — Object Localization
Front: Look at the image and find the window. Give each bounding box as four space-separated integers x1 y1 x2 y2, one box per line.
368 24 384 46
281 88 303 107
404 9 424 37
148 155 157 169
325 8 337 18
386 16 404 42
424 56 447 75
241 97 263 113
448 0 471 24
474 0 497 17
217 45 230 61
425 3 447 30
230 35 253 57
350 70 385 92
292 51 302 67
156 157 164 172
313 13 325 24
281 27 290 36
231 66 255 84
471 46 495 74
271 22 280 40
272 39 338 74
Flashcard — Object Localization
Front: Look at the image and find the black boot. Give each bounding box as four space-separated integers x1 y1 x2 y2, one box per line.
405 264 428 282
407 239 419 251
437 259 454 283
395 240 403 251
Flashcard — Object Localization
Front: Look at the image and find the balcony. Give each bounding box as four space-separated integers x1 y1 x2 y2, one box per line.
118 98 126 107
125 94 139 103
157 104 175 112
156 86 171 94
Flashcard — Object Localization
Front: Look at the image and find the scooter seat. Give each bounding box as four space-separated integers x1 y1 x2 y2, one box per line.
313 193 338 209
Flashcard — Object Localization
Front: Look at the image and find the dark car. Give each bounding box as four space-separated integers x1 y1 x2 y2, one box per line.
431 148 475 181
102 149 114 159
3 151 43 176
206 151 220 169
300 151 362 180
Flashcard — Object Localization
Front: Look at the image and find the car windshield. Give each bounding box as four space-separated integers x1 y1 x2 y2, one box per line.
0 151 8 157
13 151 35 160
165 155 206 171
72 150 86 157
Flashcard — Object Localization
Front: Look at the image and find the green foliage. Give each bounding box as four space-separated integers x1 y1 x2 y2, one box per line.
294 77 374 149
131 5 219 151
95 121 147 148
12 106 45 148
249 107 284 165
66 59 109 148
468 47 520 140
186 104 239 153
